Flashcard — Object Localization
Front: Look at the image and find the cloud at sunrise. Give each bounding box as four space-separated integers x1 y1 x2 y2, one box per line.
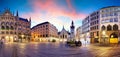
21 0 87 31
0 0 120 31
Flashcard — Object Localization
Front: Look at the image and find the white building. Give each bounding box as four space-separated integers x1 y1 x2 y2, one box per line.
82 6 120 44
82 16 90 43
58 26 70 41
99 6 120 44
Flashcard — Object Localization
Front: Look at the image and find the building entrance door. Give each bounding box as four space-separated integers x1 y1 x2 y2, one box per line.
110 32 118 43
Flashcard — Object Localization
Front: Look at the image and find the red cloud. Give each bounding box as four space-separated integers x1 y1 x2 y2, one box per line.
21 0 88 30
27 0 87 20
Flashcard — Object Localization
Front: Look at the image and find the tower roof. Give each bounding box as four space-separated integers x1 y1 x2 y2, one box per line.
70 20 75 28
72 20 74 25
16 10 19 16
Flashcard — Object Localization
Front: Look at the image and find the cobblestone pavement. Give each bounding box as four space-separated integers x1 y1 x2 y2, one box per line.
0 42 120 57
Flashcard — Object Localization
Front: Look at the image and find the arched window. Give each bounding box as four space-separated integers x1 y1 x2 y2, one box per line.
113 24 118 31
10 22 13 25
1 26 5 30
10 26 14 30
6 26 9 30
1 22 5 26
101 25 105 30
6 22 9 26
107 25 112 31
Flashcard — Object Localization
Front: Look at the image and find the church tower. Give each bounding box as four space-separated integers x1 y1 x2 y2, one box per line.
70 20 75 40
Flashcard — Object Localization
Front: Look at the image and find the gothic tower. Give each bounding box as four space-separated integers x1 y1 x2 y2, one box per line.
70 20 75 40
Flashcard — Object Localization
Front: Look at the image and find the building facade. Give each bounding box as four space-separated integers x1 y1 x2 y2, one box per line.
31 22 58 42
82 16 90 43
90 11 100 43
82 6 120 44
76 26 82 41
17 17 31 42
58 26 70 41
0 9 31 42
99 6 120 44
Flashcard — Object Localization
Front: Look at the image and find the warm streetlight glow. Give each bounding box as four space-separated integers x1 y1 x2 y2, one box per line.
102 31 105 35
6 36 9 38
21 35 24 42
111 35 113 38
21 35 24 38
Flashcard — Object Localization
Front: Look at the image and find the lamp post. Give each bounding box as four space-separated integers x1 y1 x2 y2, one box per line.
21 35 24 42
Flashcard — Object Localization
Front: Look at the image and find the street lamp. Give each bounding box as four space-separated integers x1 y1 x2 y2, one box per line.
21 35 24 42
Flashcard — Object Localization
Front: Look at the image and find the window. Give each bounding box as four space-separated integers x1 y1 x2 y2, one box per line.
97 26 98 29
107 25 112 31
113 24 118 31
110 13 113 16
97 31 99 36
6 26 9 30
1 31 4 34
101 25 105 30
10 31 13 34
1 26 5 30
6 31 9 34
114 12 118 16
114 18 118 22
102 14 104 17
46 34 48 37
11 26 14 30
110 18 113 22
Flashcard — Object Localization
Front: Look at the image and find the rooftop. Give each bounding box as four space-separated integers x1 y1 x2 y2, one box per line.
101 6 120 9
19 17 29 22
31 22 50 29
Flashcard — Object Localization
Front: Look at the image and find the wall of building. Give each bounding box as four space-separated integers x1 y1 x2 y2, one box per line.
90 11 99 43
0 9 31 42
99 6 120 44
31 22 58 42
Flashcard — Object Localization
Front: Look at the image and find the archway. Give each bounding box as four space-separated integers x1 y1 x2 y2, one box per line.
110 32 118 38
110 32 118 43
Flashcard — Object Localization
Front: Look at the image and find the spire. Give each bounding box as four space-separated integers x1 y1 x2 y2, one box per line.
71 20 74 26
5 8 10 13
70 20 75 29
16 10 19 16
29 17 31 22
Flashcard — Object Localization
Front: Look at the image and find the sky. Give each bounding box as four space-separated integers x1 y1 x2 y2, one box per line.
0 0 120 31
